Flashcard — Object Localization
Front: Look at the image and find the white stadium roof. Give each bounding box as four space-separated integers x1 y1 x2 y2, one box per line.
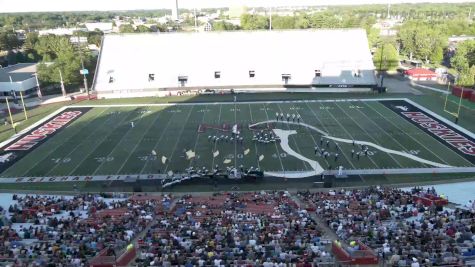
93 29 376 92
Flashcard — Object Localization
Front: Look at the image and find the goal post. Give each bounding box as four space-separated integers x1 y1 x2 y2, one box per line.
443 82 463 122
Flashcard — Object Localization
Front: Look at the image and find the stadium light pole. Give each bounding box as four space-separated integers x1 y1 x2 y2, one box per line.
194 8 198 32
75 29 90 99
379 43 385 88
269 7 272 31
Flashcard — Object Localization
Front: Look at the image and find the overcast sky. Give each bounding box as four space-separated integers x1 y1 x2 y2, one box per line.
1 0 474 13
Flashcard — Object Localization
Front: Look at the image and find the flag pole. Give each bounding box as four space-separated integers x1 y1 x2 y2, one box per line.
59 69 66 97
5 98 15 133
34 73 43 99
19 91 28 120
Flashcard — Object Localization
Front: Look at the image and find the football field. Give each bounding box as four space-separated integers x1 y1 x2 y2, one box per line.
0 98 474 180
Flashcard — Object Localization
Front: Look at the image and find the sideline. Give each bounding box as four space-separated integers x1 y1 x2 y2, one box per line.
412 82 449 94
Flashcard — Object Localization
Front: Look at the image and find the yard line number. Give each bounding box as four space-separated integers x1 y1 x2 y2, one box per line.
272 153 287 158
51 157 71 164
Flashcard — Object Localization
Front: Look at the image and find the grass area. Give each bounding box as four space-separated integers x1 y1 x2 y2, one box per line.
1 99 472 180
0 100 81 143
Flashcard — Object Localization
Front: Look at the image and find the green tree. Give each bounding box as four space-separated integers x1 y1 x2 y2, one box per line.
135 25 152 33
212 21 239 31
366 27 381 48
373 42 400 71
271 16 296 29
119 24 135 33
456 67 475 86
241 14 269 30
450 40 475 86
0 32 21 51
35 35 92 86
397 21 446 63
294 14 310 29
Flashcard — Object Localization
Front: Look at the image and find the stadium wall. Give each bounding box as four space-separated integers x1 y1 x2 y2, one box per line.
93 29 377 97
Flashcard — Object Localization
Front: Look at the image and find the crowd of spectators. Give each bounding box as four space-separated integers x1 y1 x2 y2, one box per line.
135 191 333 266
0 193 171 266
298 187 475 267
0 187 471 267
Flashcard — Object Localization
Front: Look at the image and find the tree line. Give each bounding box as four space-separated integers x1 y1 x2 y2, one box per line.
3 3 475 86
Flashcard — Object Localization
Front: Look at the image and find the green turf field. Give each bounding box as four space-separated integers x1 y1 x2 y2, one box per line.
0 98 473 178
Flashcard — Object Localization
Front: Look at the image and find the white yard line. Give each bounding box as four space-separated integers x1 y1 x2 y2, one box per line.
352 102 431 167
302 102 359 171
288 102 355 170
41 108 111 177
164 106 195 173
210 105 222 170
274 103 312 170
325 135 452 168
362 101 457 166
272 129 324 174
248 104 261 170
139 108 178 174
67 108 137 176
116 108 165 175
334 102 404 169
261 103 286 173
188 104 208 169
17 108 109 177
234 102 238 169
92 109 149 175
69 97 412 109
250 119 451 168
311 101 380 169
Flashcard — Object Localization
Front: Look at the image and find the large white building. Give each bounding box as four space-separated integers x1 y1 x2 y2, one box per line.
0 64 39 98
93 29 377 96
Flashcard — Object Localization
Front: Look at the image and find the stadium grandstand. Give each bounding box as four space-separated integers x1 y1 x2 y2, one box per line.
93 29 377 97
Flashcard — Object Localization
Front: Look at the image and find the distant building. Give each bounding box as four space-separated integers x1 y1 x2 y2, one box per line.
0 63 39 98
15 30 27 41
85 22 113 33
202 22 213 32
228 6 248 19
39 28 81 36
172 0 179 21
70 36 88 45
448 35 475 43
404 68 437 81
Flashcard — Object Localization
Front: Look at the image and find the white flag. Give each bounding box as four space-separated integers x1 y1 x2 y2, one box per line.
151 150 157 156
161 156 167 164
232 124 238 134
223 159 232 164
244 148 250 155
213 150 220 158
259 155 264 162
186 150 195 160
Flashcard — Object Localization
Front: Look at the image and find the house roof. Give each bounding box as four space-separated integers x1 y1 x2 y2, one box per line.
0 63 37 83
405 68 437 76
